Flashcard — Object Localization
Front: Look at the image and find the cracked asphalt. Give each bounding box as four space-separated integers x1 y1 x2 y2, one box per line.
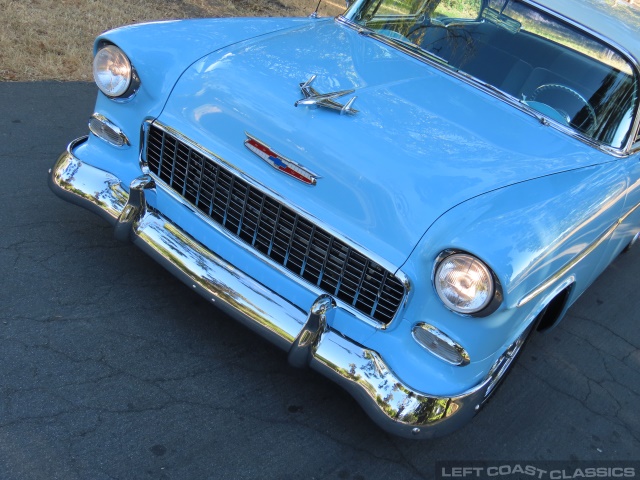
1 81 639 479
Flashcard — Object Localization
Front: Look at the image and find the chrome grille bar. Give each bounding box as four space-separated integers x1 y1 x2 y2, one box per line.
145 124 406 324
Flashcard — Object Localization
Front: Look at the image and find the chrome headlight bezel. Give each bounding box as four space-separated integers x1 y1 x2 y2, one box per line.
93 43 140 101
433 250 503 317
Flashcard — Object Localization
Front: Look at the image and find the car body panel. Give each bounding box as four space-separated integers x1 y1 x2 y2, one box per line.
49 0 640 437
159 18 613 268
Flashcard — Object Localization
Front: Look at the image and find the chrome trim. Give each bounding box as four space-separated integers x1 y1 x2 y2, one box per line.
49 139 497 438
412 323 471 367
141 120 410 329
48 136 129 224
310 330 492 438
517 208 638 307
336 5 640 158
114 175 155 241
483 318 533 399
295 75 358 115
288 295 335 367
142 121 398 274
108 68 140 103
88 113 130 147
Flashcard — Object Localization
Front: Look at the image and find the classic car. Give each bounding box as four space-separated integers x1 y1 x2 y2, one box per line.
49 0 640 438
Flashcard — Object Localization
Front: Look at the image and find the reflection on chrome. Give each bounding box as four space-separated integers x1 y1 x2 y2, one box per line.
49 137 506 438
114 175 155 241
288 295 335 368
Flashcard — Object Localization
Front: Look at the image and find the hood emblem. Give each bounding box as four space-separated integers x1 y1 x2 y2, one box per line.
295 75 358 115
244 133 320 186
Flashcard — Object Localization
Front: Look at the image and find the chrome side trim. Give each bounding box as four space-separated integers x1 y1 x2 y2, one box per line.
141 120 411 329
49 138 495 438
518 199 640 307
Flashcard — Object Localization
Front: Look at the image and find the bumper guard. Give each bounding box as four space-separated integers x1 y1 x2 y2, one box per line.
49 137 492 438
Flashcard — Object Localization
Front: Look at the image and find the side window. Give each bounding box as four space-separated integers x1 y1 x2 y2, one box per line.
433 0 481 19
374 0 428 16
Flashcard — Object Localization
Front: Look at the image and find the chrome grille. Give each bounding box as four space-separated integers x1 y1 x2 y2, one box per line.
144 124 406 324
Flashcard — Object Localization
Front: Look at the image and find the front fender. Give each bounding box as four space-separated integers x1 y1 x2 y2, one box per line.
95 18 313 110
398 161 627 369
84 18 315 188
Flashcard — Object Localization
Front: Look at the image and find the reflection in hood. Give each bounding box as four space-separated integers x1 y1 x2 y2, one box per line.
158 18 607 267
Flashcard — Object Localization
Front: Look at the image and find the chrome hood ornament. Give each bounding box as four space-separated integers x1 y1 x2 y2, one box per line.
244 132 321 185
295 75 358 115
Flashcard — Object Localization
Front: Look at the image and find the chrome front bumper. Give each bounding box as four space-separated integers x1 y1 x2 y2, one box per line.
49 137 492 439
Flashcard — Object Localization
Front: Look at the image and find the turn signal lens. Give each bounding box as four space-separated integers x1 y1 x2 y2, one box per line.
412 323 470 366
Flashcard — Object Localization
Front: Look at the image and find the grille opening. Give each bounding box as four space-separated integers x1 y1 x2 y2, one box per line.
145 124 406 324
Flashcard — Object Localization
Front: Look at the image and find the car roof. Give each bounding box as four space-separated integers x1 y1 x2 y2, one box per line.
531 0 640 67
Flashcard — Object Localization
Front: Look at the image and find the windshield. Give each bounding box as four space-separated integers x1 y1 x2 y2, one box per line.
344 0 639 150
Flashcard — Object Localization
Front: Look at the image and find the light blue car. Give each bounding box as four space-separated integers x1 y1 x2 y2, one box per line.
49 0 640 438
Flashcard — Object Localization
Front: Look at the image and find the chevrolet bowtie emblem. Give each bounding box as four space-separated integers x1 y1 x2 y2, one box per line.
244 132 320 186
295 75 358 115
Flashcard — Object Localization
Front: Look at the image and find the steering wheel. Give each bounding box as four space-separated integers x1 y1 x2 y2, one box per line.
530 83 597 130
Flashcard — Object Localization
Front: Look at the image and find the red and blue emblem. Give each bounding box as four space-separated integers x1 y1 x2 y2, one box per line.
244 132 320 186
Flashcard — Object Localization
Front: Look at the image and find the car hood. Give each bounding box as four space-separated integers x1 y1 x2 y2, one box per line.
157 18 607 269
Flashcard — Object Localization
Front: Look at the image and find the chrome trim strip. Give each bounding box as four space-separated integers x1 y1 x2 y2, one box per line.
516 202 640 307
49 140 495 438
336 5 640 158
141 120 411 328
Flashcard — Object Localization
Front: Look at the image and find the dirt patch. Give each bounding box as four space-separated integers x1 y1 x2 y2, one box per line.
0 0 345 81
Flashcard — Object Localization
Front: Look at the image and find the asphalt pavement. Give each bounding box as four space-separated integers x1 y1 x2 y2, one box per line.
1 81 639 479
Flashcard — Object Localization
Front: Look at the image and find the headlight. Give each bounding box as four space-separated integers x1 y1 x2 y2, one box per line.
434 252 497 315
93 44 137 99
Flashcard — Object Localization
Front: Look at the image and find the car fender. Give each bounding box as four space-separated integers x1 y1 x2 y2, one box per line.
89 18 314 156
396 160 629 366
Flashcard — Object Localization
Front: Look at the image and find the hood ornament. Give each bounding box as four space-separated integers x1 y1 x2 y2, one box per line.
295 75 358 115
244 132 320 186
